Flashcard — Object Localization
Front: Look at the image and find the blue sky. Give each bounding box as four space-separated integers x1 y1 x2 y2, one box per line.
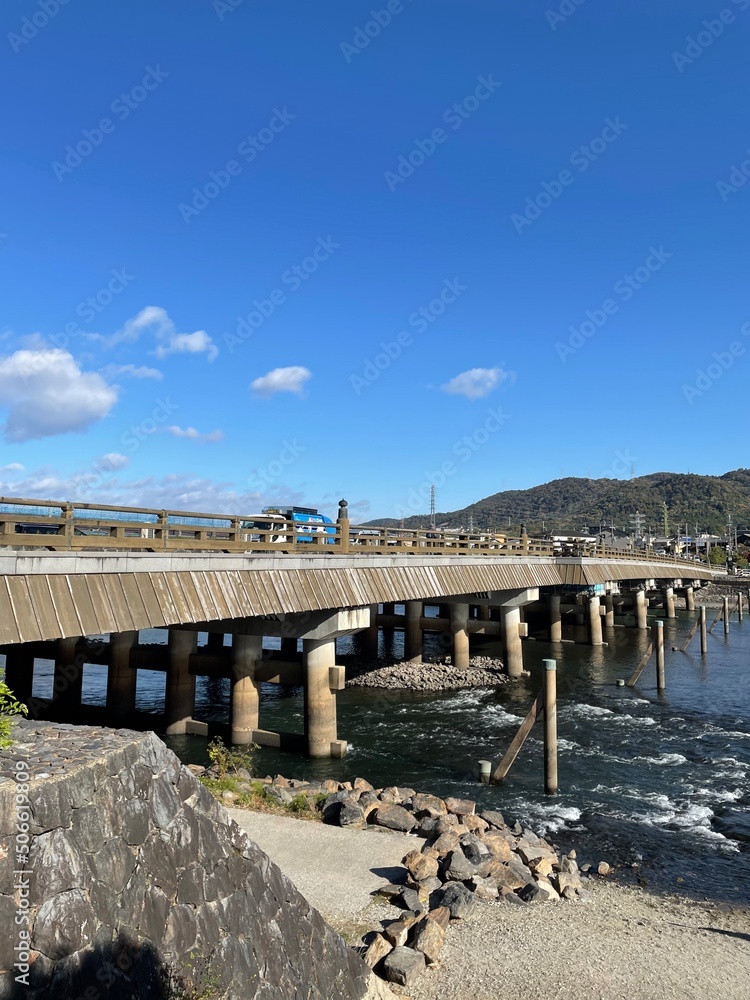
1 0 749 521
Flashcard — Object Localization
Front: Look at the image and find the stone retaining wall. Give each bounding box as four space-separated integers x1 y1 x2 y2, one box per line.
0 721 385 1000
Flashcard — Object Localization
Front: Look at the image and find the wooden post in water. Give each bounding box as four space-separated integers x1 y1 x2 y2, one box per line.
723 596 730 635
543 658 558 796
653 620 665 691
699 605 707 655
738 592 743 622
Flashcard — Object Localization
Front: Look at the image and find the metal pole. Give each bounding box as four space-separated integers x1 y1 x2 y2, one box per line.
699 605 707 655
653 620 665 691
723 596 730 635
543 658 558 795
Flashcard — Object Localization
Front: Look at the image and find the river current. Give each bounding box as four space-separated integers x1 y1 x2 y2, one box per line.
31 608 750 903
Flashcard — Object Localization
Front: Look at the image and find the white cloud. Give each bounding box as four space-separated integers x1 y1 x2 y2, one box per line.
0 349 118 442
168 425 224 443
95 453 129 471
97 306 218 362
0 463 24 473
250 366 311 398
441 367 510 400
102 363 163 381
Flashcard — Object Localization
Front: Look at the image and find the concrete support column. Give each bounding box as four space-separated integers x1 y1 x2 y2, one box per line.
303 637 338 758
548 594 562 643
53 637 82 715
663 586 676 619
684 586 695 612
231 635 262 745
449 603 470 670
106 630 137 724
633 589 647 629
206 631 225 652
603 593 615 628
363 604 379 660
500 606 523 678
404 601 423 663
478 605 490 622
165 630 197 735
588 596 603 645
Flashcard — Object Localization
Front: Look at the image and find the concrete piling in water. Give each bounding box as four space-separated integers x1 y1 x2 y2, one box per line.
663 586 676 619
501 605 524 677
53 636 82 717
165 630 197 735
654 620 665 691
723 596 730 636
738 591 743 622
303 637 339 758
588 595 603 645
699 605 707 655
107 630 137 724
685 585 695 612
548 594 562 642
543 659 558 796
634 589 648 629
231 635 262 745
404 601 423 663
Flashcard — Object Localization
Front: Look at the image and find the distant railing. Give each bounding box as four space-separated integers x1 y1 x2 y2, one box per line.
0 496 710 566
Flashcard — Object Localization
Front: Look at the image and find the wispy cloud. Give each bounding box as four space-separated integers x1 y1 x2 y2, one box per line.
95 452 129 471
250 365 311 398
441 366 511 400
168 425 224 443
102 362 163 381
94 306 218 362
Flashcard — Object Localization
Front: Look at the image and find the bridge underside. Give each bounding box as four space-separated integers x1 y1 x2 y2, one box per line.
0 552 714 645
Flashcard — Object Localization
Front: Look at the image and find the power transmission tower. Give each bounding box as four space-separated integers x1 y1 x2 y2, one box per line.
429 485 436 530
662 501 669 538
629 510 644 540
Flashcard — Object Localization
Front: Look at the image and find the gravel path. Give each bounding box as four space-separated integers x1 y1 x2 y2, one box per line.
228 809 750 1000
407 881 750 1000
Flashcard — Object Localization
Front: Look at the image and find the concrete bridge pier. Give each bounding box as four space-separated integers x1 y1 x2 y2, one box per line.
500 607 523 677
106 631 138 725
603 593 615 628
362 604 379 660
633 589 648 629
663 586 676 619
165 630 197 735
404 600 423 662
3 645 34 703
449 603 470 669
548 594 562 642
303 637 342 758
683 586 695 612
588 596 603 645
53 636 82 717
231 635 262 745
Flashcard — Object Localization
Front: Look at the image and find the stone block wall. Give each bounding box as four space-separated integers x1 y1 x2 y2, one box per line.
0 720 381 1000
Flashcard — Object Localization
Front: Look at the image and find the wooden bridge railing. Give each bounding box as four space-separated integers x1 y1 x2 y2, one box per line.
0 496 709 566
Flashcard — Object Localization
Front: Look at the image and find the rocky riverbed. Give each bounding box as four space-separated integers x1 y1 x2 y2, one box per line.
693 580 748 609
342 655 508 691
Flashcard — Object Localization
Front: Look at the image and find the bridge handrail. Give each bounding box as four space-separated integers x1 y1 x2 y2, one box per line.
0 496 710 566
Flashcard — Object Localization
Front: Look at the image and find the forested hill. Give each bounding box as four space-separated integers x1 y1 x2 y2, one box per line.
366 470 750 534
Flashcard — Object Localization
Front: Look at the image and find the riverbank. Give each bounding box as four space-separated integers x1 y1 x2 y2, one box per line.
227 804 750 1000
693 579 748 609
343 654 507 691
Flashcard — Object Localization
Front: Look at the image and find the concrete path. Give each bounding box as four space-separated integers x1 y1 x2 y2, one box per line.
228 809 418 932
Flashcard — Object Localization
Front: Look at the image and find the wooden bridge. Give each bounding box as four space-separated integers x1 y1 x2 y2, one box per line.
0 497 719 757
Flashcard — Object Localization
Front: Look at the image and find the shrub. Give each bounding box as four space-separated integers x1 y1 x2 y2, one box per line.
0 680 28 749
206 737 257 778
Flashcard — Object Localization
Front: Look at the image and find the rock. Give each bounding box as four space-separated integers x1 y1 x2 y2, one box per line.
442 850 477 883
417 816 440 839
353 777 374 793
186 764 205 776
461 836 491 866
272 775 292 787
507 859 535 886
516 845 556 868
358 791 380 817
418 876 443 895
463 814 489 834
383 946 426 986
480 831 514 862
372 803 417 833
383 915 417 947
445 796 476 817
528 856 555 878
551 871 582 895
373 884 406 904
560 855 579 875
321 778 340 794
518 880 560 903
379 786 406 804
434 882 477 919
403 851 439 883
266 785 295 806
412 793 447 818
470 877 500 902
398 887 426 913
479 809 506 829
411 916 446 964
426 905 451 930
363 933 393 969
499 886 528 906
338 798 367 829
597 861 611 876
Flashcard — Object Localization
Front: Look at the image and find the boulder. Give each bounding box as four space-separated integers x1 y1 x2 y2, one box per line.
434 882 476 920
353 777 374 793
462 815 489 834
383 915 417 948
383 946 425 986
417 816 440 839
479 809 506 829
528 856 555 878
338 799 367 830
461 836 491 866
398 887 426 914
411 793 447 818
597 861 611 876
518 879 560 903
442 850 477 883
426 905 450 930
470 877 500 902
445 796 476 817
411 917 446 964
363 933 393 969
433 814 459 835
480 831 513 862
403 851 439 883
516 844 556 868
372 803 416 833
429 831 460 855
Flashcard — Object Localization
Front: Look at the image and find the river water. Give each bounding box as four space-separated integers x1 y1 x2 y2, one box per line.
31 608 750 903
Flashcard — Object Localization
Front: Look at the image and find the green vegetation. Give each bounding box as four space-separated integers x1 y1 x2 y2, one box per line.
367 468 750 535
0 680 28 749
709 547 727 565
199 759 322 822
206 736 257 778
